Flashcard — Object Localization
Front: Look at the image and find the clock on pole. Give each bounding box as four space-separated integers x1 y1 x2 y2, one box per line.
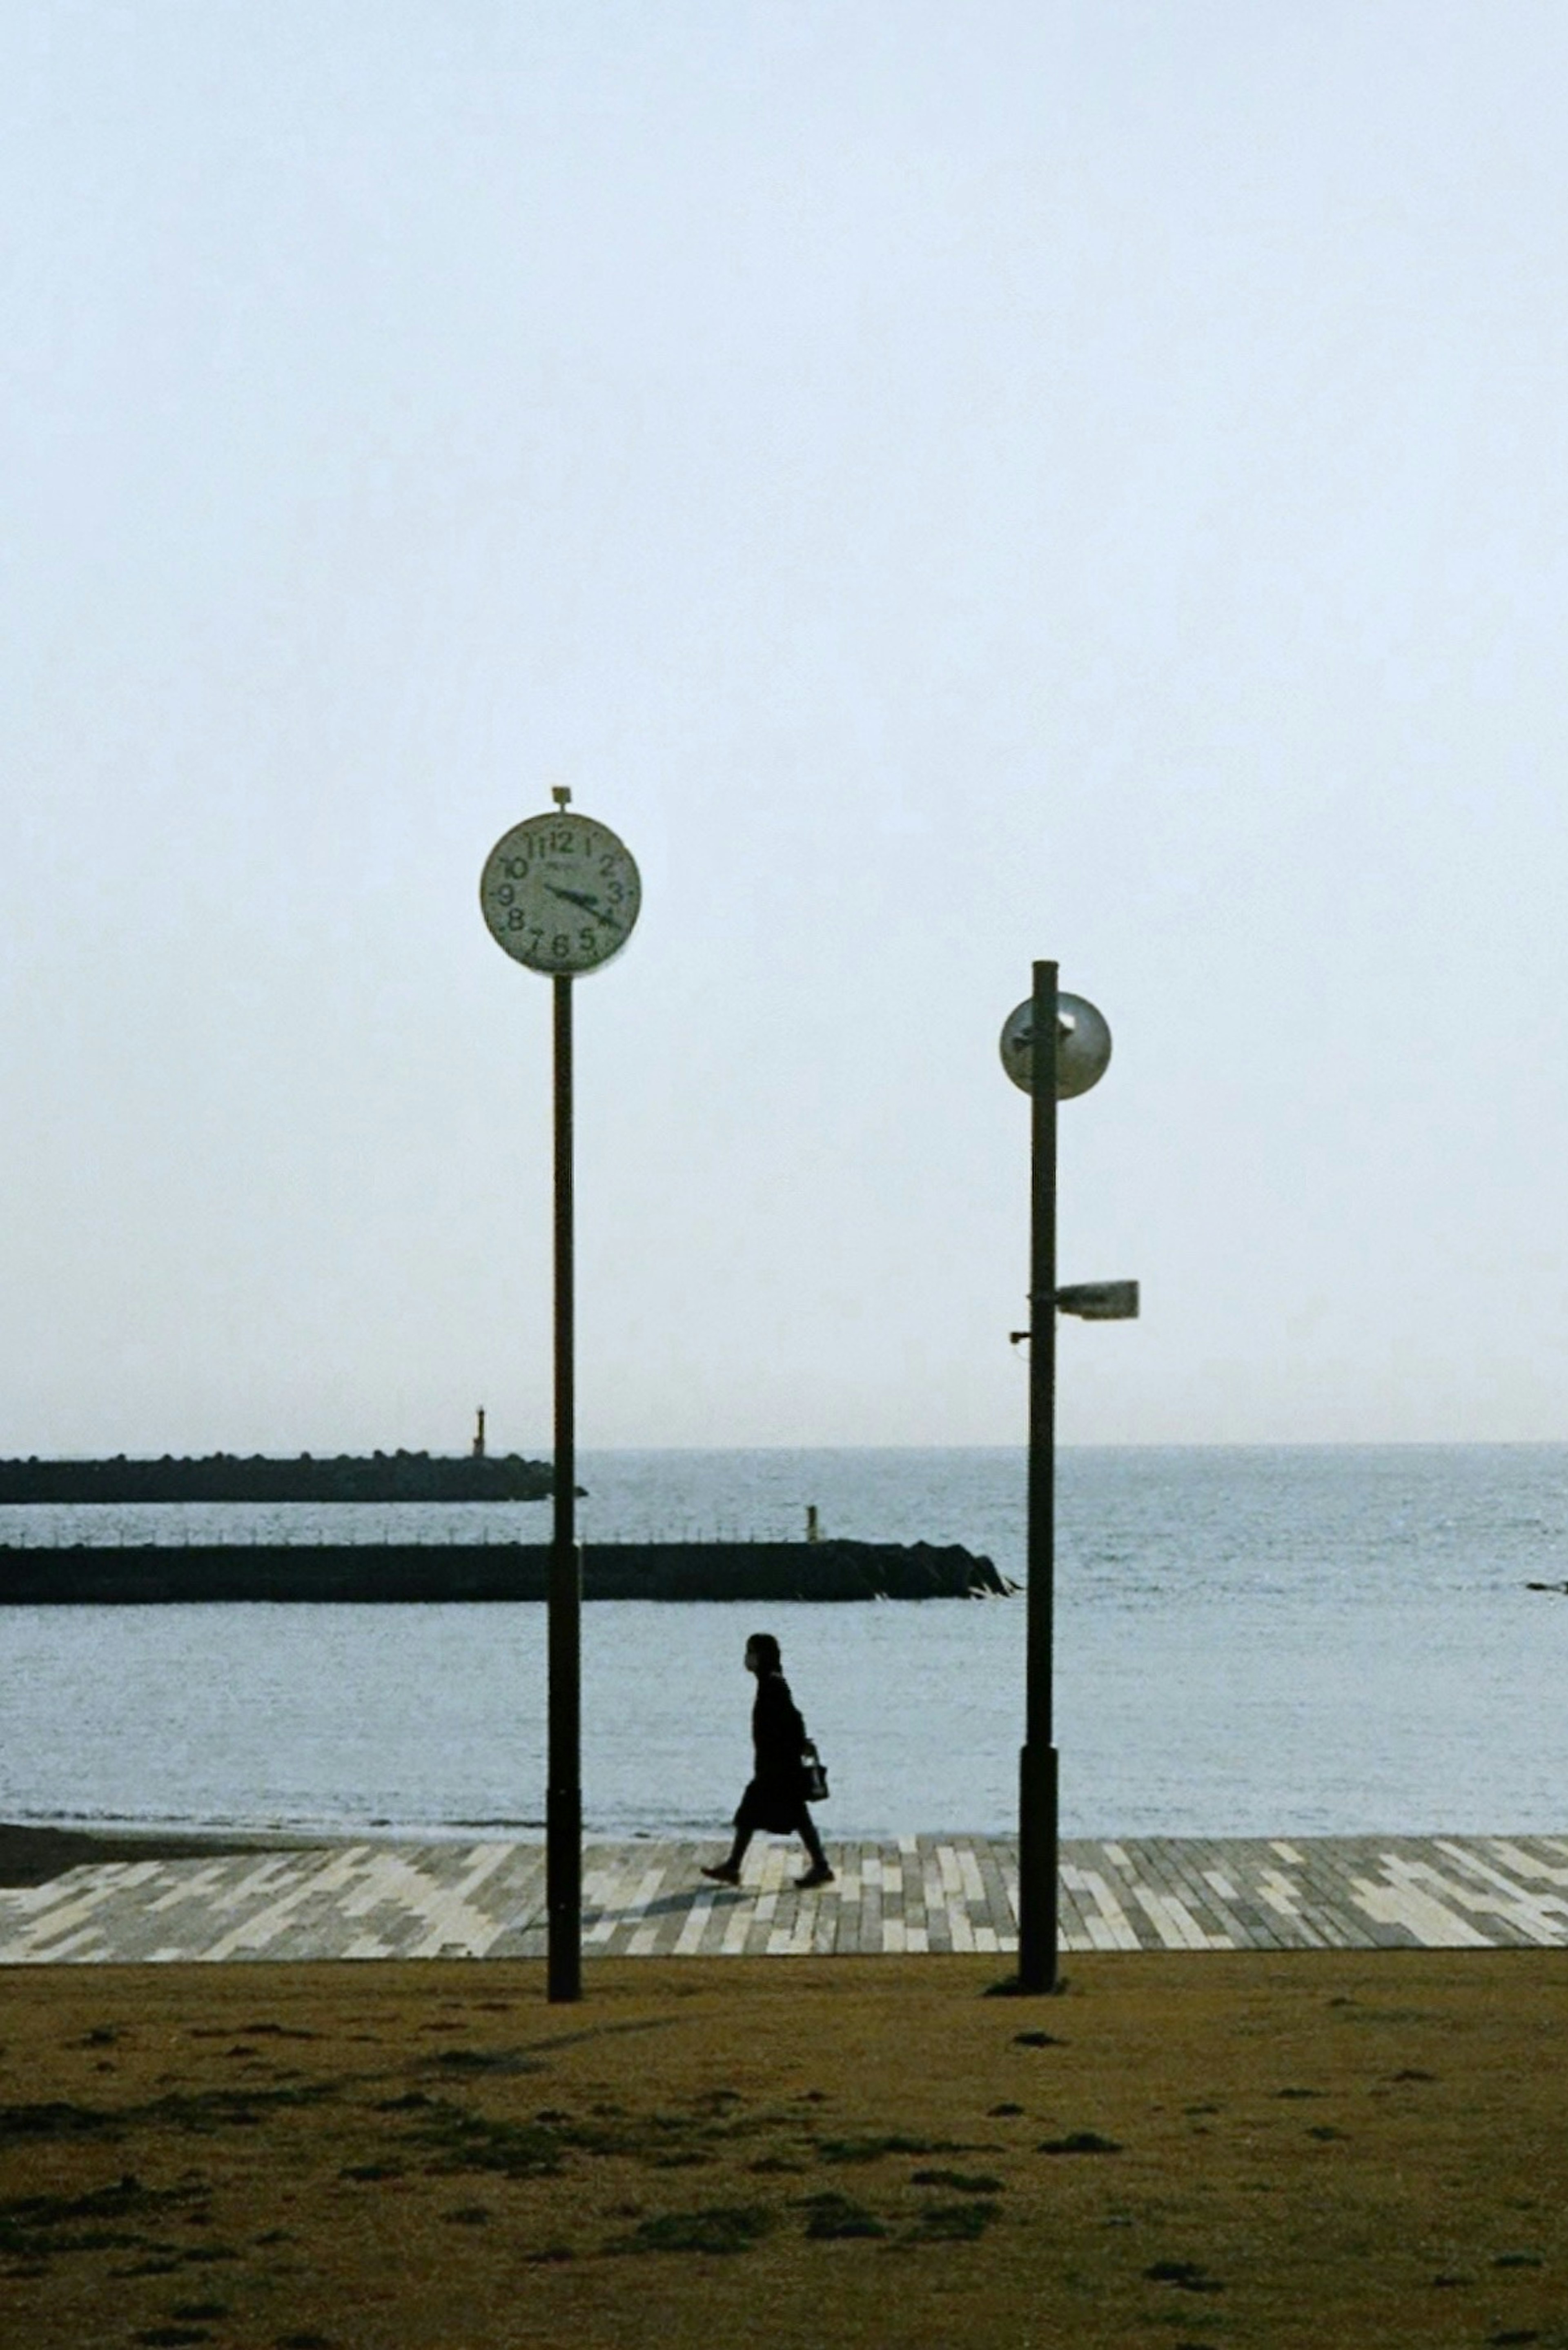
480 787 641 2005
480 797 641 974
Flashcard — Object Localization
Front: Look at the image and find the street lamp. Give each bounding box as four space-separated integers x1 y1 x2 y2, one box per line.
1000 960 1137 1994
480 787 642 2003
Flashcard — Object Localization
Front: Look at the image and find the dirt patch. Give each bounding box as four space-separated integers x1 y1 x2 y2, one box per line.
0 1951 1564 2346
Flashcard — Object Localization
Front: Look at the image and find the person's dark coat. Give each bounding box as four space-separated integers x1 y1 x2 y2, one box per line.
738 1669 808 1833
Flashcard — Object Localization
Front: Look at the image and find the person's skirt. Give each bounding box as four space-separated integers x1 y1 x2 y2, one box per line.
734 1776 810 1835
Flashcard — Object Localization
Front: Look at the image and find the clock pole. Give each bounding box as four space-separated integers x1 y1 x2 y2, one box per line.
548 964 581 2004
480 785 641 2009
997 964 1126 1996
1019 958 1060 1994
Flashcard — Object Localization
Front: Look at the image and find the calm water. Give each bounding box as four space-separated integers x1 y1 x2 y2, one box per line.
2 1446 1566 1841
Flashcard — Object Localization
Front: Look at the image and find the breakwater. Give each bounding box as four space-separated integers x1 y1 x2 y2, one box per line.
0 1539 1011 1604
0 1452 555 1504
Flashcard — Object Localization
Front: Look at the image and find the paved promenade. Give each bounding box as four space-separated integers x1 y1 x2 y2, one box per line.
2 1831 1568 1963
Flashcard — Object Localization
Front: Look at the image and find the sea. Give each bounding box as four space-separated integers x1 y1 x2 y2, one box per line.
2 1446 1565 1845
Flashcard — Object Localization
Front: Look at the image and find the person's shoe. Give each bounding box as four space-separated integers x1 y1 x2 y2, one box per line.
795 1863 835 1890
702 1862 741 1887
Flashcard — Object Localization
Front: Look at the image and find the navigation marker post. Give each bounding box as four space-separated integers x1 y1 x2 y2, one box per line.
480 788 642 2003
999 962 1136 1994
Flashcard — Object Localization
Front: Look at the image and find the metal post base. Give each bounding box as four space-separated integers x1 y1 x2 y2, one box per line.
546 1782 582 2004
1017 1742 1059 1994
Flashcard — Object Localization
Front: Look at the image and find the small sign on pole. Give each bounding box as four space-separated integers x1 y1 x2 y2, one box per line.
1055 1281 1140 1321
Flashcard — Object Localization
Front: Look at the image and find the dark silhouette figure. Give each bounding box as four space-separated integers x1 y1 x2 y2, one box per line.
703 1631 833 1890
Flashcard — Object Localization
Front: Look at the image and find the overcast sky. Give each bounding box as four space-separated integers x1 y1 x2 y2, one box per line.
4 3 1566 1455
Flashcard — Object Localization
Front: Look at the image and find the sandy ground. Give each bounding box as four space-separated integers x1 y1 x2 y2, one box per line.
1 1945 1566 2349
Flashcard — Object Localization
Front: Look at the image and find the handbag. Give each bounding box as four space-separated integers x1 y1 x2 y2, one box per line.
801 1740 830 1804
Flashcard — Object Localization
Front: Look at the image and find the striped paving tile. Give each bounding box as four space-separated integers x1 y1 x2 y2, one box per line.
3 1833 1568 1963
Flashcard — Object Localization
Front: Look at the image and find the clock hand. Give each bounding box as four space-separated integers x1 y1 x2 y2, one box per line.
543 880 624 931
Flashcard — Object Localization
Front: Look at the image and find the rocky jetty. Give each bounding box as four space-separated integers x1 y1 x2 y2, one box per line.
0 1538 1011 1604
0 1451 554 1505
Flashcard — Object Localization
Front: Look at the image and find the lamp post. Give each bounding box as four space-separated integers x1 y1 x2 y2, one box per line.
480 789 641 2003
999 961 1135 1994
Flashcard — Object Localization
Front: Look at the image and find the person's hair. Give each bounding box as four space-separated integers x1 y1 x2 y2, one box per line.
746 1631 782 1673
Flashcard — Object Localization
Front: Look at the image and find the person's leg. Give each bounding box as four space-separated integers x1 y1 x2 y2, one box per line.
795 1805 833 1886
703 1792 757 1883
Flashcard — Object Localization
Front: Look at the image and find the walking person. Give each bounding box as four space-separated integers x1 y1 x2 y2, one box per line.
702 1631 834 1890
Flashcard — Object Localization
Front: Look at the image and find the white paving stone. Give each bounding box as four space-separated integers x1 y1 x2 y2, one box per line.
3 1833 1568 1962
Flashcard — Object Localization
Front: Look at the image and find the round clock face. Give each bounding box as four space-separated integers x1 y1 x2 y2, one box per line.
480 811 641 975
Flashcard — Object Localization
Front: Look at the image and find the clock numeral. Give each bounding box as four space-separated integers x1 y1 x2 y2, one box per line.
495 882 515 907
549 829 575 853
506 908 526 932
552 932 571 958
579 927 596 953
503 854 532 880
606 881 624 905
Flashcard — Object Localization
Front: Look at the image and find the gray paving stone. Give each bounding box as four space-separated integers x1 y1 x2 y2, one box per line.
3 1832 1567 1963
